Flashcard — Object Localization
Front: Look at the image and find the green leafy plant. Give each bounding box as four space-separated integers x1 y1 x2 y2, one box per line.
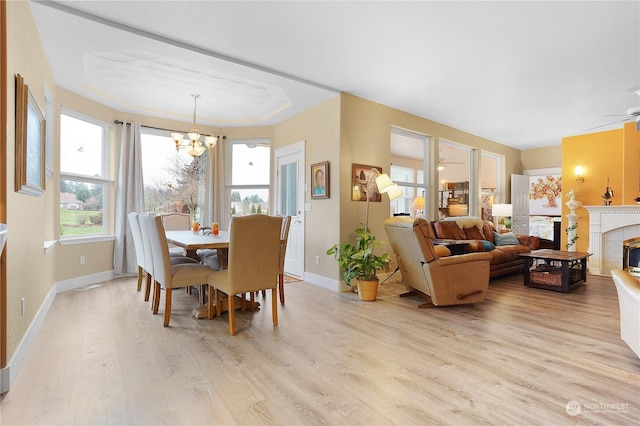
326 227 390 285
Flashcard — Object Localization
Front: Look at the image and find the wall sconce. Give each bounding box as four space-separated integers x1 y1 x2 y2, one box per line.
575 166 585 183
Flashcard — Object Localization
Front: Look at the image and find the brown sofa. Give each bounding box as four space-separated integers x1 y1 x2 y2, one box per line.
383 217 492 308
412 217 532 278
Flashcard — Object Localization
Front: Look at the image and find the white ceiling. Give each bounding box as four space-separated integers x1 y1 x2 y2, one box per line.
29 1 640 149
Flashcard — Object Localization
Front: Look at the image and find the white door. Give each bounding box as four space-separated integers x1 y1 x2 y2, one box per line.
511 174 530 236
275 142 305 278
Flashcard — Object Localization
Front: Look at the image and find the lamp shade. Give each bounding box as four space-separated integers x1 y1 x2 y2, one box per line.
374 173 394 193
411 196 425 210
204 135 218 149
386 184 404 201
492 203 512 217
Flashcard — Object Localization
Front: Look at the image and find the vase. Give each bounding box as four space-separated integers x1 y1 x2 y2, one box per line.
356 279 379 301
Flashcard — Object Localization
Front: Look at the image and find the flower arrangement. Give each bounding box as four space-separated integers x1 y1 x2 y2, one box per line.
530 175 563 208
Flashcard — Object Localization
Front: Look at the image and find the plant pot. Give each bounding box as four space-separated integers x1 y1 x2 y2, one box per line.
356 279 379 301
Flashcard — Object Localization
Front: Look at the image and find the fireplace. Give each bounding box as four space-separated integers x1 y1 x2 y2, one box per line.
584 205 640 276
623 237 640 278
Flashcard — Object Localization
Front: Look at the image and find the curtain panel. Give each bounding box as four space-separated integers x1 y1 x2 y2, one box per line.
113 122 144 274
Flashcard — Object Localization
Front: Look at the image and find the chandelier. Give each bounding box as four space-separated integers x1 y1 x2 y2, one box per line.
171 94 218 157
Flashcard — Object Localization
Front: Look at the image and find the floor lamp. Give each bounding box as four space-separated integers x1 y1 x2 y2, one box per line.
364 168 404 231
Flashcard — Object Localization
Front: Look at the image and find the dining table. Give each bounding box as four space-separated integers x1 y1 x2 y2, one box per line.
164 229 259 318
165 229 230 269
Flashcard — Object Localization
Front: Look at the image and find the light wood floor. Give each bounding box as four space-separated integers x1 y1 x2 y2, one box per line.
1 273 638 425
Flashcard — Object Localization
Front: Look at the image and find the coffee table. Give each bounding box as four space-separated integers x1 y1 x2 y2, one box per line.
519 249 592 293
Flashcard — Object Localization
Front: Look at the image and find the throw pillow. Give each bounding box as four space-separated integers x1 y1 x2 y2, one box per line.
434 221 466 239
481 240 496 251
464 226 485 240
482 222 495 243
494 232 520 246
434 245 451 258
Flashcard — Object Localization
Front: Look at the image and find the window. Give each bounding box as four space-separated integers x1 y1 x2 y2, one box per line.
141 130 206 220
59 110 112 238
438 141 472 217
226 139 270 224
480 152 502 220
390 129 429 216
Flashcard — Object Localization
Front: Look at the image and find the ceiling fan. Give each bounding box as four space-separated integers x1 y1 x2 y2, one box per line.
437 157 465 170
585 87 640 132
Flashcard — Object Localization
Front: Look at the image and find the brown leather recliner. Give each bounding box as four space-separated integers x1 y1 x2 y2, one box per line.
384 217 492 308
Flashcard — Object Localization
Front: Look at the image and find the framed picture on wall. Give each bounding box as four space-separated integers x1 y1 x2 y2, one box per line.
352 163 382 202
15 74 46 196
311 161 329 199
529 174 562 215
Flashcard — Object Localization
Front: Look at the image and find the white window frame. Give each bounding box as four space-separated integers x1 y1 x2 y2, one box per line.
44 84 54 178
439 139 476 215
224 138 271 227
390 127 430 217
480 151 503 197
59 108 113 242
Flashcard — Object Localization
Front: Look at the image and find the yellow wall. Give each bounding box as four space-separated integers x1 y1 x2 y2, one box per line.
273 96 342 280
339 94 522 250
561 122 639 251
5 0 57 359
521 146 562 170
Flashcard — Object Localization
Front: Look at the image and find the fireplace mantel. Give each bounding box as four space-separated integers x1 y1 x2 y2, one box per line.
584 205 640 275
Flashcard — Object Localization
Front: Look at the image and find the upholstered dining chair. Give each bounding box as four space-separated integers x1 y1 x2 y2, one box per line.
137 213 199 302
208 214 283 335
127 212 149 293
276 216 292 304
161 213 191 256
141 214 213 327
256 215 292 305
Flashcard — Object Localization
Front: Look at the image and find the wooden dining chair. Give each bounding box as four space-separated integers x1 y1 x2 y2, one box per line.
141 214 212 327
207 215 283 335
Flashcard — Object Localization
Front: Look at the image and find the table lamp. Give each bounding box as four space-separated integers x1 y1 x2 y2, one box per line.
492 203 512 231
411 193 425 216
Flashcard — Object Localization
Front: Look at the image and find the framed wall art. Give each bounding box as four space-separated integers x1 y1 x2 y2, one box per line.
311 161 329 199
529 174 562 215
15 74 46 196
352 163 382 202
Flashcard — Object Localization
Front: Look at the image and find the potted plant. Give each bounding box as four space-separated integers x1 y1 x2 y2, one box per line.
326 227 390 301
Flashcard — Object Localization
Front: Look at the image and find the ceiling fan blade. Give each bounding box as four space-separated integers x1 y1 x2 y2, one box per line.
626 85 640 94
583 118 632 132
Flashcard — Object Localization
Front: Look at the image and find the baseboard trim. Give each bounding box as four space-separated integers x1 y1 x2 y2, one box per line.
303 272 347 292
4 282 56 393
2 270 116 394
56 270 118 293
